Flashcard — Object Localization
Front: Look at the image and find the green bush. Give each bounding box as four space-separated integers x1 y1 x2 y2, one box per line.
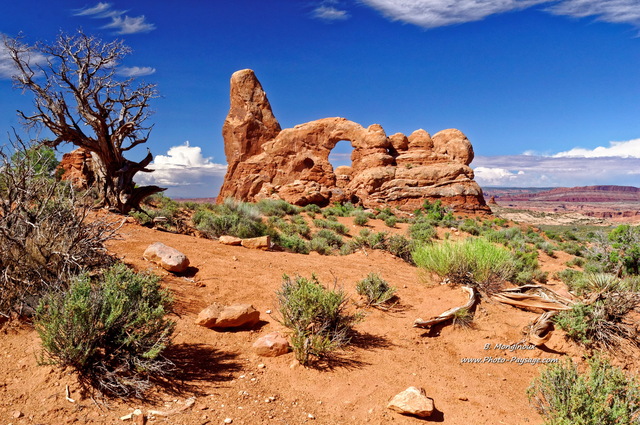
386 234 415 264
314 229 344 248
276 275 360 365
554 273 639 349
413 237 517 290
303 204 321 214
528 356 640 425
257 199 300 217
384 216 398 228
353 212 369 226
278 233 310 254
313 218 349 235
35 263 175 397
192 198 267 239
0 141 115 315
356 273 397 308
409 218 437 243
322 202 356 218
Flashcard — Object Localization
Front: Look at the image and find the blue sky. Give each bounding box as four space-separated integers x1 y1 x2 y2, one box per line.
1 0 639 197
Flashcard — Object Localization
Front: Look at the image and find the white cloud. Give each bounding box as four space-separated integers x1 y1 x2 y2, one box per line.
553 138 640 158
135 142 227 198
74 3 155 34
103 15 156 34
117 66 156 77
313 5 350 21
359 0 548 28
546 0 640 26
73 2 122 18
473 154 640 187
0 36 49 80
359 0 640 28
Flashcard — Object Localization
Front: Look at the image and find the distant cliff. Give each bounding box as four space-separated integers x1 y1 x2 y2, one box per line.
487 185 640 203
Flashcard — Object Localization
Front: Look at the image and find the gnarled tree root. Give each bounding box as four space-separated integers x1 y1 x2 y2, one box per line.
414 286 478 328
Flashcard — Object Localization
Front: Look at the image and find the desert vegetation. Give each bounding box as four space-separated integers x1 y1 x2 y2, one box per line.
276 274 361 366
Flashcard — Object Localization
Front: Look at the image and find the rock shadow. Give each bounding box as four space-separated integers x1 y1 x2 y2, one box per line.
157 343 243 395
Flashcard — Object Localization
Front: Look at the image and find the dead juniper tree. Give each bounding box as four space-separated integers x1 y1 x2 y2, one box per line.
2 30 164 213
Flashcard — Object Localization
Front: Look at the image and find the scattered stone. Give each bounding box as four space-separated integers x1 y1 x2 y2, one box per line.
240 235 270 250
224 418 233 424
143 242 190 273
458 396 469 401
196 303 260 329
252 332 291 357
307 413 316 419
12 411 23 419
219 235 242 246
387 386 434 418
257 363 266 369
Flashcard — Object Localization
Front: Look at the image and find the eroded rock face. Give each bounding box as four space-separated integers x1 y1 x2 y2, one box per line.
218 69 489 213
57 148 95 189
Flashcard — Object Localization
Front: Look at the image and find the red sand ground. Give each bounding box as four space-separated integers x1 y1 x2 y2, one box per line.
0 213 632 425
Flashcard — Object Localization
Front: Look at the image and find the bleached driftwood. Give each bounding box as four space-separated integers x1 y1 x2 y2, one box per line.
414 286 477 328
491 285 573 312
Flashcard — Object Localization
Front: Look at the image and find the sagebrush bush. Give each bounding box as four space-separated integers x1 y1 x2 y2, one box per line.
257 199 300 217
413 237 517 290
528 356 640 425
409 218 437 243
277 233 310 254
0 142 116 316
313 218 349 235
276 275 360 365
356 273 397 308
35 263 175 397
192 198 267 238
353 212 369 226
554 273 639 350
384 216 398 228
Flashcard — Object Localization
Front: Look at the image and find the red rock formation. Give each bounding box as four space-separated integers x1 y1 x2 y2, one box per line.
218 69 489 213
57 148 95 189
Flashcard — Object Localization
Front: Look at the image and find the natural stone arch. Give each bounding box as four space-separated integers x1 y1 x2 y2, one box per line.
217 69 489 213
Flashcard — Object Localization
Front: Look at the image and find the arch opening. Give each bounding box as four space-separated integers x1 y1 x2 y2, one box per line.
328 139 354 170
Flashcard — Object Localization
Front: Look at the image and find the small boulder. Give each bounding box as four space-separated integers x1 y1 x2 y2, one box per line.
143 242 190 273
219 235 242 246
196 303 260 329
387 386 434 418
241 235 270 250
252 332 291 357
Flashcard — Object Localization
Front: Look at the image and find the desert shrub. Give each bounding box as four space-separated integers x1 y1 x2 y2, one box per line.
276 275 360 365
277 233 310 254
257 199 300 217
314 229 344 248
356 273 397 308
0 141 116 316
303 203 321 214
409 218 437 243
353 212 369 226
131 193 181 229
192 198 267 239
554 274 639 349
460 218 482 236
312 218 349 235
387 234 415 263
35 263 175 397
350 229 388 250
309 236 332 255
413 237 517 290
452 307 474 328
322 202 355 218
384 216 398 228
566 257 585 268
558 241 584 257
414 199 454 226
528 356 640 425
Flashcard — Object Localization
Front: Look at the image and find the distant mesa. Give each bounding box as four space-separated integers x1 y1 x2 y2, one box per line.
217 69 490 213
